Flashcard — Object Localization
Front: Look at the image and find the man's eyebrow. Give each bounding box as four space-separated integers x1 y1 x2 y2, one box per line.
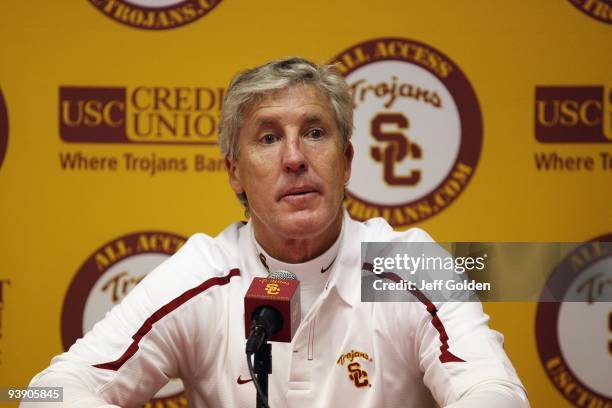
252 114 330 128
303 112 338 127
254 118 277 128
303 115 326 125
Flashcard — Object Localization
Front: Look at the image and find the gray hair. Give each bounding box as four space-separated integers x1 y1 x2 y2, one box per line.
218 56 353 161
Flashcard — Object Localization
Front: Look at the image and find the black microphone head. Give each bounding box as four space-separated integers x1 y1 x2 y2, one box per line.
269 269 297 281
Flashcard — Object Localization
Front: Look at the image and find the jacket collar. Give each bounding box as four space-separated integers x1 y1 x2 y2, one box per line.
326 209 362 307
239 209 363 307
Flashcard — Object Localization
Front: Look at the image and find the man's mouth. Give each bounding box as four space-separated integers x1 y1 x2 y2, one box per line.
279 186 319 200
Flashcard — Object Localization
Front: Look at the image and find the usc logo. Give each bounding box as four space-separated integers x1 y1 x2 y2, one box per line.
264 283 280 295
329 38 483 228
370 113 422 186
337 349 372 388
62 99 125 127
534 86 611 143
347 362 369 388
536 99 602 127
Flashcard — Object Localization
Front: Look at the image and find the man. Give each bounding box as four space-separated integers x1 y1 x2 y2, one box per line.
26 57 529 407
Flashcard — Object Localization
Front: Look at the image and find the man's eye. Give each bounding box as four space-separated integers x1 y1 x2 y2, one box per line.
308 129 324 139
261 134 277 144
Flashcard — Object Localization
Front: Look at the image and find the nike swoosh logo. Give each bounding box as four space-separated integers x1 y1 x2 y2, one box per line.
237 376 253 384
321 257 336 273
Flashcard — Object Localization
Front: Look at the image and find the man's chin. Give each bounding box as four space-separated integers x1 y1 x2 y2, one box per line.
275 209 339 239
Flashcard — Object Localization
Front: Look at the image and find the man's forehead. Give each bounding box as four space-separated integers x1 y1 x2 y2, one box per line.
244 85 333 120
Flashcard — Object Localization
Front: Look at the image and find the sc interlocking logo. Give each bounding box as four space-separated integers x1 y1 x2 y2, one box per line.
337 349 373 389
264 283 280 295
370 113 423 186
329 38 482 227
347 362 369 388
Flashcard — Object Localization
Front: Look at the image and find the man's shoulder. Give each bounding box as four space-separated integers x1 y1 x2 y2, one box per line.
183 221 243 262
133 221 246 303
165 220 245 276
350 213 434 243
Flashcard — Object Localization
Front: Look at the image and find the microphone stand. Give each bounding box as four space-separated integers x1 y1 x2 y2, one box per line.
254 342 272 408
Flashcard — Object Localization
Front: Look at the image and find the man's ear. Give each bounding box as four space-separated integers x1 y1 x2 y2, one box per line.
343 142 354 184
225 157 244 194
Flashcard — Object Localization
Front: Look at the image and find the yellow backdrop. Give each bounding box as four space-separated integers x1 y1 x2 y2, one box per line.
1 1 610 407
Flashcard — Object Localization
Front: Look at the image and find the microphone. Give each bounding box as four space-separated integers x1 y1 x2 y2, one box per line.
244 270 301 354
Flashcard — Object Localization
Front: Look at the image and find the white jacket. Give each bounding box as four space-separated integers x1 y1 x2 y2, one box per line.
26 212 528 407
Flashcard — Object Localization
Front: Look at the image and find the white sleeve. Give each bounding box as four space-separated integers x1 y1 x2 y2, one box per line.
23 273 180 407
381 226 528 406
416 300 529 407
22 234 223 408
445 381 529 407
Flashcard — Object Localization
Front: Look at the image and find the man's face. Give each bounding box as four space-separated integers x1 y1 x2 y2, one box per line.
226 84 353 243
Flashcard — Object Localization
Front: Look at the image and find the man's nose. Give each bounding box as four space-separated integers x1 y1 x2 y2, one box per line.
281 136 307 173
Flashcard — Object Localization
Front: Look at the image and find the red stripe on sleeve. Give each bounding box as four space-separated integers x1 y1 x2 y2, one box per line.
362 262 465 364
92 268 241 371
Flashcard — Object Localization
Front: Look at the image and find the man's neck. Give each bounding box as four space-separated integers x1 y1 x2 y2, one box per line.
252 212 343 263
